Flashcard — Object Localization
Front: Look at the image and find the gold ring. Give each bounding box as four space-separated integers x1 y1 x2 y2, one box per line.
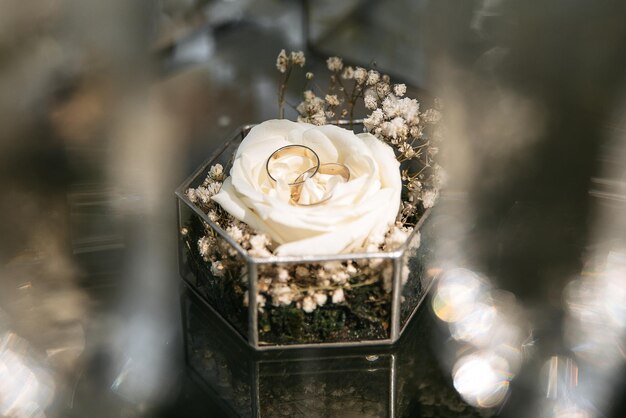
290 163 351 206
266 145 320 185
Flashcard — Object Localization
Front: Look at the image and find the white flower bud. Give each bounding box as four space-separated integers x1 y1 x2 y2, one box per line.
331 288 345 304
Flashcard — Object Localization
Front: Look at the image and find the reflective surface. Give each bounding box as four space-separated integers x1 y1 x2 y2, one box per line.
1 0 626 417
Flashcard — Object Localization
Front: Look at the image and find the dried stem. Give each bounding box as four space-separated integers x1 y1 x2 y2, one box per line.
278 65 293 119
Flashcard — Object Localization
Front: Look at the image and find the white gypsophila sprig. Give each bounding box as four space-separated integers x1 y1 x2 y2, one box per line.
325 94 340 106
342 66 354 80
297 90 327 125
354 67 368 84
366 70 380 86
276 49 307 118
393 83 406 96
209 163 224 181
290 51 306 67
276 49 289 73
357 70 443 211
326 56 343 72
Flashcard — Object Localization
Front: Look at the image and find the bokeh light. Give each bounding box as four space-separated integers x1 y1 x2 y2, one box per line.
452 351 512 408
0 332 55 418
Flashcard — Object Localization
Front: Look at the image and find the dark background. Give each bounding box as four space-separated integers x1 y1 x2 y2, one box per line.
0 0 624 417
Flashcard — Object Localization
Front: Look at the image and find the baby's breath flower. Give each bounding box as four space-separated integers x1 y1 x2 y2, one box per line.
331 270 350 285
366 70 380 86
270 283 294 307
243 291 268 312
305 72 314 80
277 267 290 282
393 83 407 96
258 276 272 292
401 98 421 125
249 234 271 257
210 260 225 277
295 266 309 279
209 164 224 181
186 189 197 203
346 262 357 275
250 234 269 249
409 125 422 139
399 142 415 158
194 183 221 204
276 49 289 73
363 108 384 131
303 90 315 100
354 67 368 84
408 176 422 191
385 225 413 249
313 292 328 307
407 231 421 252
308 112 327 125
198 236 211 259
401 201 417 218
363 89 378 110
290 51 306 67
298 97 324 113
381 117 408 141
341 66 354 79
297 90 327 125
376 82 390 97
422 108 442 124
364 94 377 110
325 94 339 106
421 188 439 208
326 56 343 71
207 210 219 223
302 296 316 313
226 225 243 243
257 294 267 312
323 261 343 272
382 94 399 118
331 288 345 304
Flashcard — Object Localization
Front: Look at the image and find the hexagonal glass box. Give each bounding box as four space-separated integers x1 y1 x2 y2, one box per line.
176 122 435 350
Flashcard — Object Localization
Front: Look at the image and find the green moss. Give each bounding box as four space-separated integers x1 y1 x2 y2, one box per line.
183 213 393 346
258 292 389 345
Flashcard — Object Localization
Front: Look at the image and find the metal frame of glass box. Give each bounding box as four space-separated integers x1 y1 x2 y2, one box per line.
176 121 434 351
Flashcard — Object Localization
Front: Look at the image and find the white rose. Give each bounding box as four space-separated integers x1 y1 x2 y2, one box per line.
212 119 402 255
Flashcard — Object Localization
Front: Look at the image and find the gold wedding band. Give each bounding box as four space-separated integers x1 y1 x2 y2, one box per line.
290 163 351 206
266 145 320 185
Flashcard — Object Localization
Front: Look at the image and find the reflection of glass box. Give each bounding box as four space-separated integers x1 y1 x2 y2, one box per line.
181 289 480 418
175 122 435 350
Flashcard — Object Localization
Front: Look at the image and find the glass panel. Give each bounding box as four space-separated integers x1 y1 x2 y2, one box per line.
400 212 435 328
258 355 392 417
178 200 249 339
182 292 252 417
256 258 393 346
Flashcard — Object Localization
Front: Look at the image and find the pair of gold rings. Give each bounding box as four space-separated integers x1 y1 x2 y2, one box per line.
265 145 350 206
